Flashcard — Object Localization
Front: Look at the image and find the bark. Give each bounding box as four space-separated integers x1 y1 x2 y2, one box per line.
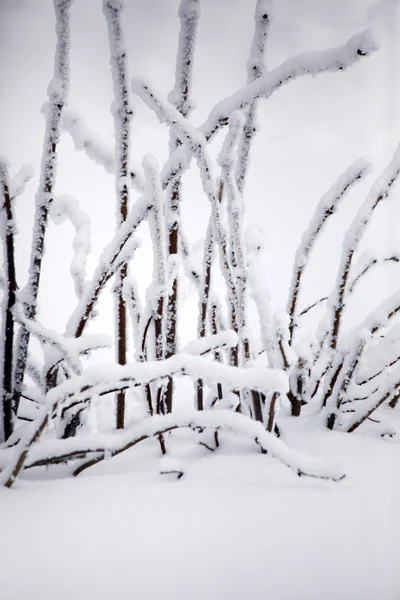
0 161 17 441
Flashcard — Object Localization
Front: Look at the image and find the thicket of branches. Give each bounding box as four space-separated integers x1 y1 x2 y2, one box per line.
1 0 399 489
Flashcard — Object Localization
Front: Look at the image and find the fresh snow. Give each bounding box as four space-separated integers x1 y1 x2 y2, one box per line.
0 415 399 600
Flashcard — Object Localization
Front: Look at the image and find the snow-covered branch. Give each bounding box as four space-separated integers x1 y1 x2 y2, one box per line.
218 112 248 354
18 410 346 483
66 196 147 337
168 0 200 118
9 164 34 200
236 0 271 193
103 0 133 428
13 0 73 419
131 78 239 332
201 30 377 141
143 155 167 361
159 29 377 194
63 110 144 193
346 359 400 432
0 354 288 487
13 304 111 378
328 144 400 350
182 330 238 356
287 159 369 343
51 195 92 298
349 243 400 294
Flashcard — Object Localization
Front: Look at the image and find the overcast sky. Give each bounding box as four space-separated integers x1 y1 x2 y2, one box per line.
1 0 400 342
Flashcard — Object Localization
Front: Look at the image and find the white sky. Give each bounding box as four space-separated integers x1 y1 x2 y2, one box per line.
1 0 400 347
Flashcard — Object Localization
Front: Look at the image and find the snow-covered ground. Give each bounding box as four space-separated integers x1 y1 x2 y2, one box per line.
1 413 399 600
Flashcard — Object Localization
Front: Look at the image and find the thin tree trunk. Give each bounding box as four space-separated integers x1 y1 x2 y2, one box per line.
12 0 72 423
164 0 200 413
0 161 17 441
103 0 132 429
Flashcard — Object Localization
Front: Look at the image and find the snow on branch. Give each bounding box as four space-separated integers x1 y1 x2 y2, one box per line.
122 275 142 357
63 110 113 172
17 410 346 483
322 287 400 428
236 0 271 193
349 243 400 293
13 304 111 377
247 252 275 367
0 354 288 487
288 158 370 342
63 110 144 192
218 112 249 348
144 156 167 301
143 155 167 359
168 0 200 117
51 195 92 298
342 288 400 346
354 324 400 387
159 29 377 191
247 0 271 80
346 358 400 432
13 0 73 417
182 330 239 356
131 78 238 323
103 0 133 213
9 165 34 200
66 196 148 337
201 30 378 141
328 144 400 350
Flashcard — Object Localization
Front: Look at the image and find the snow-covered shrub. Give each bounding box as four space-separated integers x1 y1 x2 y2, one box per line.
1 0 396 489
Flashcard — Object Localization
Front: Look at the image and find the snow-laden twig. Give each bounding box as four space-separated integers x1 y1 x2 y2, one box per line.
13 304 112 378
346 358 400 432
355 324 400 386
236 0 271 193
325 330 370 429
122 275 142 357
131 79 239 333
164 0 200 413
196 210 217 409
247 253 275 368
218 112 248 355
298 242 400 317
168 0 200 118
13 0 73 419
63 110 144 193
9 164 34 200
159 28 377 193
26 357 45 393
0 158 17 441
51 195 92 298
0 354 288 487
182 330 238 356
328 145 400 350
63 109 114 171
349 243 400 294
143 155 167 362
324 284 400 428
287 159 369 343
66 196 147 337
13 409 346 483
203 30 377 141
103 0 133 429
